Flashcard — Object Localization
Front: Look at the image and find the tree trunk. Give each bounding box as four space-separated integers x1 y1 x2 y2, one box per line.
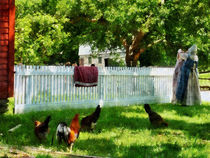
124 33 163 67
125 48 145 67
122 31 145 67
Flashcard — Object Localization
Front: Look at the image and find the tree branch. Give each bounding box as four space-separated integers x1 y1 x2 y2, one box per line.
121 38 129 52
129 30 145 53
134 48 145 61
133 38 164 61
146 39 164 48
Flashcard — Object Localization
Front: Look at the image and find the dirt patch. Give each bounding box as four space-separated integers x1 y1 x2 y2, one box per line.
0 145 107 158
0 145 32 158
0 145 68 157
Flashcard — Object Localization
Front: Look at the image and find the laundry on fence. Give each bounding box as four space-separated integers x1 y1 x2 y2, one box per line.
73 66 98 87
176 58 195 101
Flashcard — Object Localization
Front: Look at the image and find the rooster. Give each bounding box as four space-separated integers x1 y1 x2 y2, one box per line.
52 122 70 145
68 113 80 152
81 101 103 131
34 115 51 142
144 104 168 127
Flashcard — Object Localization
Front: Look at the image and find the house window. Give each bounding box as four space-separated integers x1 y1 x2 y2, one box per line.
105 58 109 67
98 57 102 64
88 57 92 64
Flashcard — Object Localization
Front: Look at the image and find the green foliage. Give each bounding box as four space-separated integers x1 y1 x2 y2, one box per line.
107 53 126 67
15 13 70 65
36 154 53 158
15 0 78 65
0 103 209 157
108 58 126 67
0 98 14 114
161 0 209 70
6 98 14 115
0 100 8 114
15 0 209 69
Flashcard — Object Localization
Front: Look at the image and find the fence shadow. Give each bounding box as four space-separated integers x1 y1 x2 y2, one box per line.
121 143 182 158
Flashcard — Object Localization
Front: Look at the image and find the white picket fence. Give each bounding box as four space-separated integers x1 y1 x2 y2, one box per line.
14 65 174 113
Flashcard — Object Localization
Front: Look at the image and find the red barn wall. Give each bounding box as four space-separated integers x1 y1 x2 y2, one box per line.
0 0 15 99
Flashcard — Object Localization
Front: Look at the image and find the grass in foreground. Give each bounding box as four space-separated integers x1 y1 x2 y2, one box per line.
0 103 209 158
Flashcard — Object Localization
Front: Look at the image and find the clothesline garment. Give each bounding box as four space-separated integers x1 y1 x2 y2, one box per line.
73 66 98 87
184 62 201 105
171 51 187 103
175 45 201 106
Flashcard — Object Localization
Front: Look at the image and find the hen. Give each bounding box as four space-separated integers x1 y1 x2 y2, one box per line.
68 113 80 152
81 104 102 131
144 104 168 127
34 115 51 142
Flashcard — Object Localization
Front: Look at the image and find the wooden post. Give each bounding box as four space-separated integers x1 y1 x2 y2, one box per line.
0 0 9 99
0 0 15 113
8 0 15 97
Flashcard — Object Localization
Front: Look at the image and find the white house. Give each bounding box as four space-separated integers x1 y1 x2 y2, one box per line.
78 45 126 67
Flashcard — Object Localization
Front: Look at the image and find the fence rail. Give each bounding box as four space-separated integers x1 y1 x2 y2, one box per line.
14 66 174 113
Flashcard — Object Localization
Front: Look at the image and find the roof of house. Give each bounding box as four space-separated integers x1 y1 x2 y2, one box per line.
79 45 125 56
79 45 92 55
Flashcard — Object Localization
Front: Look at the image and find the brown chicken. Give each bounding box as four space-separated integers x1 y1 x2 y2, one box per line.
144 104 168 127
68 113 80 152
34 115 51 142
81 104 101 131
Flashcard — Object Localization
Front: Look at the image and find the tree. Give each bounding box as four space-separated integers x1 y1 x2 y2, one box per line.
163 0 209 70
55 0 161 66
15 0 209 70
15 0 78 65
55 0 209 68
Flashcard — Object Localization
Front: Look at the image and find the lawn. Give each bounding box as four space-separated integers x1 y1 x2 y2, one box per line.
0 102 209 158
199 73 210 90
199 73 210 78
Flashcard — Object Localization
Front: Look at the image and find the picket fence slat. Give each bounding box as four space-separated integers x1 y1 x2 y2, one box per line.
14 65 174 113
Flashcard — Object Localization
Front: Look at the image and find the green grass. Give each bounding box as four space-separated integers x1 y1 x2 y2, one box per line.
199 73 210 89
0 103 210 158
199 73 210 78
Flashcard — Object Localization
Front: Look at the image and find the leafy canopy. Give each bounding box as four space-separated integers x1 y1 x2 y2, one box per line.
15 0 209 70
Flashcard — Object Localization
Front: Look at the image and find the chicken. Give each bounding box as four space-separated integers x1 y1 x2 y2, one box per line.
144 104 168 127
53 122 70 145
68 113 80 152
81 104 102 131
34 115 51 142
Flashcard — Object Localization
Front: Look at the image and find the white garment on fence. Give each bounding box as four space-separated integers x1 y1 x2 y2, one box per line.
183 62 201 106
171 51 187 103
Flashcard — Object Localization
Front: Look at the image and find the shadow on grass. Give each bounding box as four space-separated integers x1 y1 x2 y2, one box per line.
76 137 116 157
0 110 80 147
77 138 182 158
160 119 210 140
134 103 210 140
146 103 210 117
0 104 209 157
122 143 181 158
